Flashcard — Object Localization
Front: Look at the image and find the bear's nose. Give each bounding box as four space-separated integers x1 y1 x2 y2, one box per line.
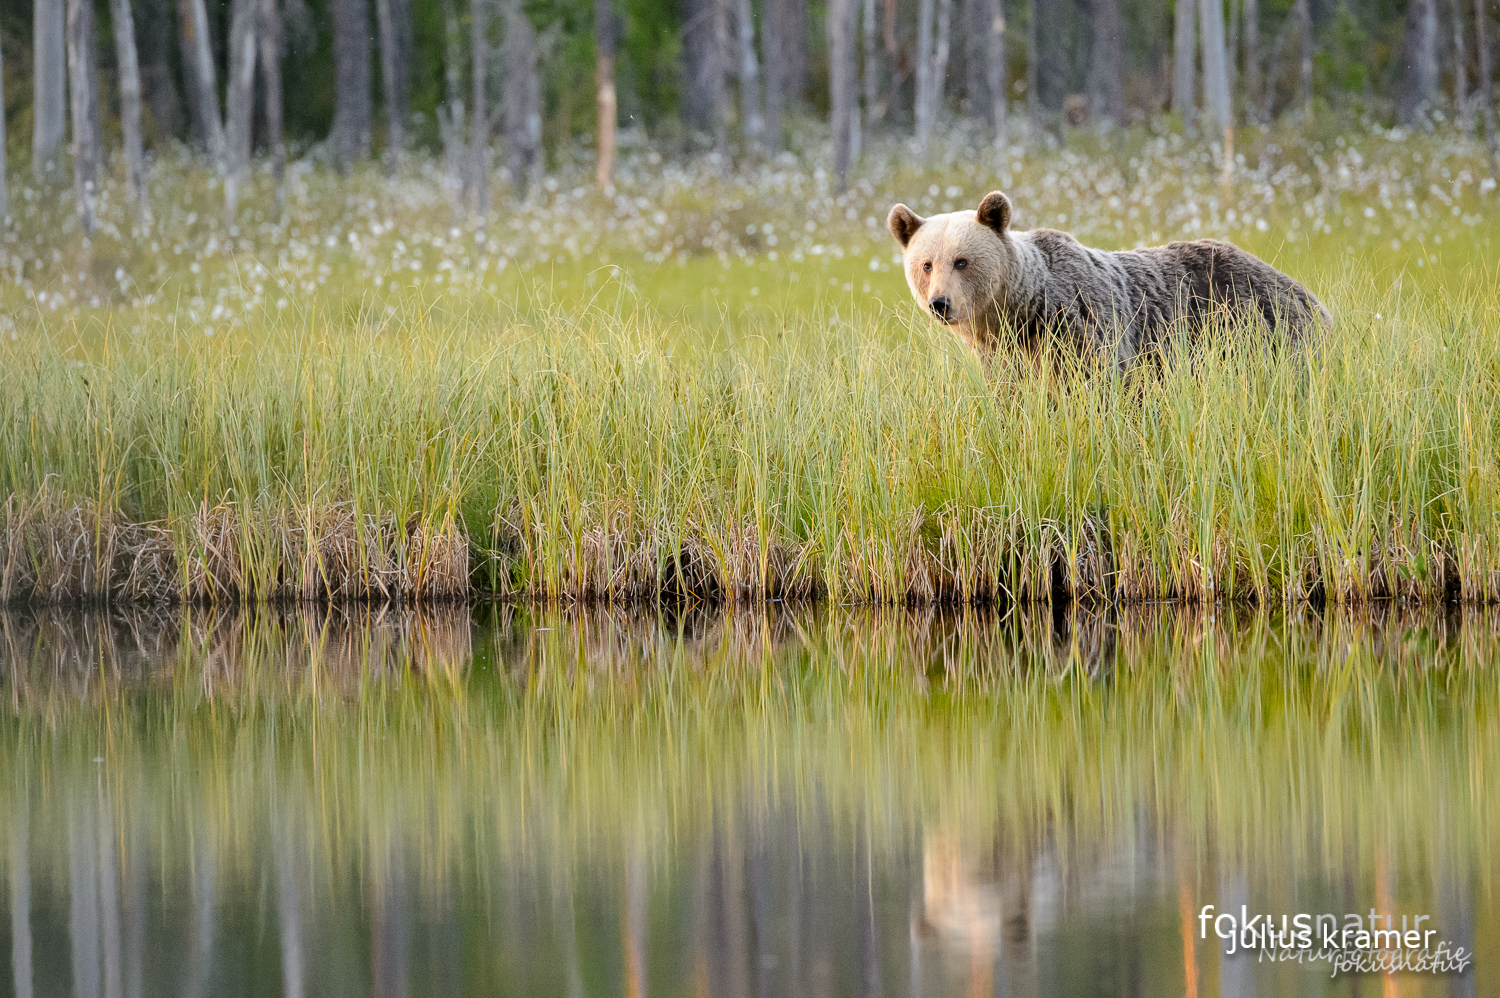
929 296 953 321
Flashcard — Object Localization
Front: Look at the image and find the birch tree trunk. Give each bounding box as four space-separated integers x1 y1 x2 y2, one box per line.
10 796 32 998
374 0 411 160
258 0 286 202
929 0 954 143
97 783 122 998
1296 0 1313 121
596 0 618 187
224 0 258 221
683 0 721 135
1451 0 1469 129
0 40 7 224
1174 0 1198 135
712 0 731 164
915 0 935 148
178 0 225 166
275 823 304 998
135 0 182 139
108 0 150 214
1400 0 1440 126
828 0 855 191
1087 0 1125 129
782 0 808 108
330 0 373 170
761 0 785 148
1243 0 1261 122
1477 0 1499 173
34 0 68 181
69 796 102 998
986 0 1007 146
734 0 764 150
502 0 541 195
67 0 102 236
1027 0 1040 131
469 0 489 218
1199 0 1234 189
862 0 878 131
440 0 466 210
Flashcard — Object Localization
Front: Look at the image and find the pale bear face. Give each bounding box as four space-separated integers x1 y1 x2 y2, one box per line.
887 192 1014 351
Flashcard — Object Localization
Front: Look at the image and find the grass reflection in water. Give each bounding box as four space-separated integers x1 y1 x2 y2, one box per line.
0 604 1494 996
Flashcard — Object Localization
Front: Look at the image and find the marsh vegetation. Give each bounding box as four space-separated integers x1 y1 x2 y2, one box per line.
3 129 1499 607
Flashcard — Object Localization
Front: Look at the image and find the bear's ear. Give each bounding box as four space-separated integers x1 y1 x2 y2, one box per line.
887 204 925 248
976 191 1012 236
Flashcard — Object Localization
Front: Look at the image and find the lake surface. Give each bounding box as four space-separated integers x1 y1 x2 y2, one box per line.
0 603 1494 997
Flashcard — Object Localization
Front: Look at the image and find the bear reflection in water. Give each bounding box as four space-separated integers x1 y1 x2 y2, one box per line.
917 829 1041 997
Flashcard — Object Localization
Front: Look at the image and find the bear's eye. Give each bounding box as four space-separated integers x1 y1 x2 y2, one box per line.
922 261 932 274
954 258 968 271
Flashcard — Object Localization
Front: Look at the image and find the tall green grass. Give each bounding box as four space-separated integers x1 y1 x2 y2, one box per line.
2 260 1498 605
3 129 1499 606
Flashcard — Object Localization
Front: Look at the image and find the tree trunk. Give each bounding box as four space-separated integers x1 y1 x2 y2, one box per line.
682 0 720 135
469 0 489 217
34 0 68 181
502 0 541 195
224 0 258 220
863 0 879 130
109 0 150 214
68 796 101 998
1027 0 1040 131
440 0 466 210
1451 0 1469 129
374 0 411 159
928 0 954 144
275 824 304 998
1199 0 1234 189
10 796 32 998
915 0 935 147
1174 0 1198 135
1243 0 1260 122
782 0 808 108
1033 0 1067 126
829 0 855 191
597 0 618 187
761 0 784 148
986 0 1007 145
1087 0 1125 129
67 0 102 236
1477 0 1499 173
1295 0 1313 120
1400 0 1440 126
0 37 7 224
135 0 182 140
331 0 373 170
735 0 764 150
178 0 225 166
712 0 731 163
96 783 122 998
1226 0 1238 100
258 0 286 202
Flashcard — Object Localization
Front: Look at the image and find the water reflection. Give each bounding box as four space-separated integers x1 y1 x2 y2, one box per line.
0 603 1495 996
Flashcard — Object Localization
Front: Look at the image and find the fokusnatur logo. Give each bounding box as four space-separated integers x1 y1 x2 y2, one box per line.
1197 905 1473 977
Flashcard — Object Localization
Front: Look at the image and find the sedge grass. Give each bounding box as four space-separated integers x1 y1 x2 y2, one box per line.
2 128 1499 606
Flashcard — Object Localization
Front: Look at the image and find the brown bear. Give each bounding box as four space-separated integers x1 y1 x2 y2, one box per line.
887 191 1330 365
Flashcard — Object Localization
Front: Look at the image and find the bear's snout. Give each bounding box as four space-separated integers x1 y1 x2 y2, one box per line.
929 296 955 322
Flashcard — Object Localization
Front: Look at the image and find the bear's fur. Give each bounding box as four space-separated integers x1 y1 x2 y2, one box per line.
888 191 1330 365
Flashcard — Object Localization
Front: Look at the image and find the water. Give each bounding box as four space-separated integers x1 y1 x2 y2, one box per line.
0 603 1494 997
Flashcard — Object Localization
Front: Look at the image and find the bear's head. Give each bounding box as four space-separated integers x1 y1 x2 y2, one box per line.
887 191 1014 350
